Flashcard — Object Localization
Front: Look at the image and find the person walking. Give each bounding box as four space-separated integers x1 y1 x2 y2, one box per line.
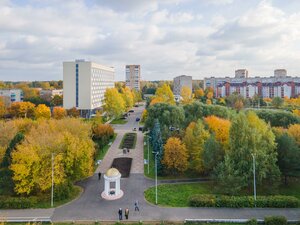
125 208 129 220
134 200 139 211
118 208 123 220
98 172 101 180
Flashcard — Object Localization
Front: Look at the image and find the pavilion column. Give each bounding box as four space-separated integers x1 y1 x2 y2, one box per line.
105 179 110 195
115 179 120 195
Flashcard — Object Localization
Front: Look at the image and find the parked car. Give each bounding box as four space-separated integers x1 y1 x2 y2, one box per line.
139 127 143 131
129 110 134 113
136 117 140 122
134 104 139 107
133 127 137 131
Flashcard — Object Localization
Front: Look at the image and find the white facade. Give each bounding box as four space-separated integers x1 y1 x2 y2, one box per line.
173 75 193 96
126 65 141 90
235 69 248 78
63 60 115 113
0 89 23 104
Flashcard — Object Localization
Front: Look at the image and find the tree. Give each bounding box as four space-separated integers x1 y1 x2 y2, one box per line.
104 88 125 118
203 135 223 174
141 109 148 123
9 102 35 118
53 107 67 119
151 119 164 175
66 107 79 117
151 84 175 105
206 91 213 100
287 124 300 145
181 86 193 105
275 132 300 185
216 112 280 194
121 87 134 110
183 120 209 173
234 99 244 112
163 137 188 173
35 104 51 119
204 116 231 150
51 95 63 106
272 97 284 108
0 97 7 118
132 89 143 103
194 88 204 99
92 124 114 148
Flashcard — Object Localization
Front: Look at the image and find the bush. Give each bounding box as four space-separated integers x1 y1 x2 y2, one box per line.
188 194 300 208
247 218 258 225
54 181 74 201
0 196 38 209
264 216 287 225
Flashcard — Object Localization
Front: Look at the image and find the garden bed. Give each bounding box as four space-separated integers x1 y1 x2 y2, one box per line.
111 157 132 178
119 132 137 149
110 118 127 124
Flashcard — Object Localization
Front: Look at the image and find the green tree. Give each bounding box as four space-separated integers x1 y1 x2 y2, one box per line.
203 135 224 174
216 112 280 194
183 120 209 173
275 133 300 185
271 97 284 108
151 119 164 175
51 95 63 106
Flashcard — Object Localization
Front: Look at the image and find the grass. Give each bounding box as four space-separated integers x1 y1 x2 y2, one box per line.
119 133 137 149
144 183 213 207
95 134 117 161
144 180 300 207
110 118 127 124
0 223 247 225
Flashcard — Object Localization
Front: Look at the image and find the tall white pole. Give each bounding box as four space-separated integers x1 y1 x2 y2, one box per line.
147 136 150 174
155 153 158 205
252 154 256 206
51 153 54 207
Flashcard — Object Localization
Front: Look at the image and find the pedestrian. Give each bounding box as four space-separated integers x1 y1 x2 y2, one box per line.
98 172 101 180
118 208 122 220
125 208 129 220
134 200 139 211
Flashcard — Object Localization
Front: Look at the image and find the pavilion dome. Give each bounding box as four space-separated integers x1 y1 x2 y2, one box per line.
105 168 120 177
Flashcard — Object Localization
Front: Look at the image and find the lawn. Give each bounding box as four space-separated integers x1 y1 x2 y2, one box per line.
144 183 213 207
144 181 300 207
95 134 117 161
110 118 127 124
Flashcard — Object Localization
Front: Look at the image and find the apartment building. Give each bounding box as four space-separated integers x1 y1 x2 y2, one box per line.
0 89 23 105
173 75 193 96
204 69 300 99
40 89 63 101
125 65 141 91
63 60 115 117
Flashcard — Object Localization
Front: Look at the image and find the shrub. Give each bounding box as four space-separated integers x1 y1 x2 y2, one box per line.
0 196 38 209
264 216 287 225
54 181 74 201
188 194 300 208
247 218 258 225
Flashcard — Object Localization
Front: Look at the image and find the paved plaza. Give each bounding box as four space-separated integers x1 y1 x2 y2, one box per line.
1 105 300 222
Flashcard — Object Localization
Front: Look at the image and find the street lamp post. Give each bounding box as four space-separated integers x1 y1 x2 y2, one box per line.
51 153 54 207
147 136 152 174
153 151 159 205
251 153 256 206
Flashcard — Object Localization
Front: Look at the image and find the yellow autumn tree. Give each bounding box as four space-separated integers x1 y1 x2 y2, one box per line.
206 99 212 105
10 102 35 118
292 109 300 117
104 88 125 118
0 120 18 162
181 86 193 105
0 97 7 118
151 83 175 105
204 116 231 150
121 87 134 110
35 104 51 119
183 120 210 173
206 91 213 100
287 124 300 145
194 88 204 99
52 107 67 119
141 109 148 122
162 137 188 173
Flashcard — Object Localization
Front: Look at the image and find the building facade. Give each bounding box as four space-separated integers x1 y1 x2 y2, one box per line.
125 65 141 91
173 75 193 96
0 89 23 105
63 60 115 117
204 69 300 99
40 89 63 101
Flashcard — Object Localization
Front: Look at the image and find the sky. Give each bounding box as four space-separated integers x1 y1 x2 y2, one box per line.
1 0 300 81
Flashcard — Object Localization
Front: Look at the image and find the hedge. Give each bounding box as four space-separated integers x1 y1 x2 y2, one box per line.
189 194 300 208
0 196 38 209
264 216 287 225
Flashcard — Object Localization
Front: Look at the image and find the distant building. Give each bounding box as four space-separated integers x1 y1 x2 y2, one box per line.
63 60 115 117
235 69 249 78
40 89 63 101
274 69 287 78
173 75 193 96
0 89 23 105
126 65 141 91
204 69 300 99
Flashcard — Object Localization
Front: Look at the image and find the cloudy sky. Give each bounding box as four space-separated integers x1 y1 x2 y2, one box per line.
1 0 300 81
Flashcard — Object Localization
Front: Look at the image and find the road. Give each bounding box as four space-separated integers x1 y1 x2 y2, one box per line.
1 104 300 222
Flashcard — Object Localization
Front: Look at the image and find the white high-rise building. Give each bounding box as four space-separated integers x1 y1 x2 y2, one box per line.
63 60 115 117
173 75 193 96
126 65 141 90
